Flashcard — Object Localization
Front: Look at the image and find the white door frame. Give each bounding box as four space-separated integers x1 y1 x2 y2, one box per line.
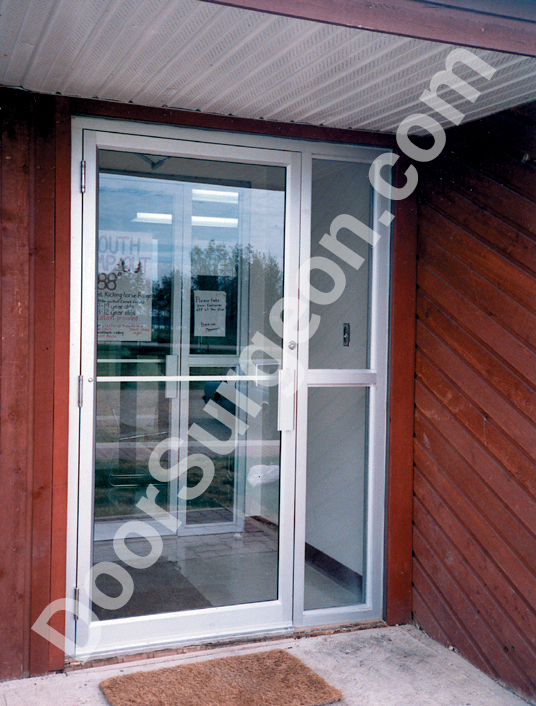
293 149 391 628
67 117 391 661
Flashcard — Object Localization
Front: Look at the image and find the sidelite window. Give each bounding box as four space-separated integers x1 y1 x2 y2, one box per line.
70 121 390 659
304 159 372 611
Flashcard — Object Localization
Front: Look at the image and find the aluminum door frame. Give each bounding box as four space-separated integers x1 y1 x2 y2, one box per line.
68 123 300 660
66 116 391 661
292 147 391 628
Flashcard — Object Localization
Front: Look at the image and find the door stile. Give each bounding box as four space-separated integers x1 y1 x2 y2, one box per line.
276 150 302 625
76 128 99 650
65 125 85 653
363 181 392 619
176 183 191 534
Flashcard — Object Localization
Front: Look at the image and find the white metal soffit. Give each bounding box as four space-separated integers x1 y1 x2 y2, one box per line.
2 0 536 133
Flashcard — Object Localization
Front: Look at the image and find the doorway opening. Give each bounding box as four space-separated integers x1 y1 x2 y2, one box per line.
68 119 390 659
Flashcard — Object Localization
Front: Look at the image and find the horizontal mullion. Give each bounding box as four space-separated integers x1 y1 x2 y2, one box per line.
96 371 377 385
97 359 162 363
95 375 276 383
306 370 376 386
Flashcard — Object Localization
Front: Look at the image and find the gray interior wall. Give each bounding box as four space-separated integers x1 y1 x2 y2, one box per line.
306 387 367 574
308 159 371 369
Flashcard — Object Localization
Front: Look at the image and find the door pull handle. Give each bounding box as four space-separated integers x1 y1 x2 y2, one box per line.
277 369 295 431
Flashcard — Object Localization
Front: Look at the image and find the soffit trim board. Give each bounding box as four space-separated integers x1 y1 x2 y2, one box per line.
203 0 536 57
67 94 398 148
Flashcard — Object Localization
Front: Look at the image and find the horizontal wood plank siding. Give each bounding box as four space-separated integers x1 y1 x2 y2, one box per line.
415 106 536 699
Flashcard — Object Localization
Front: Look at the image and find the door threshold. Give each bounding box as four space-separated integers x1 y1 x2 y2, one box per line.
65 619 386 672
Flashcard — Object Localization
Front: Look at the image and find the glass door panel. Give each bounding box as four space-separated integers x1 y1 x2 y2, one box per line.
90 147 288 624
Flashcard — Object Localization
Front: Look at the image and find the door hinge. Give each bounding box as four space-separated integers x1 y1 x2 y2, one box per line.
80 160 86 193
74 587 79 619
78 375 83 407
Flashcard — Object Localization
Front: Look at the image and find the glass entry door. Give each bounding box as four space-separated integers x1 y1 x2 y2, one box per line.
74 130 300 658
70 121 391 662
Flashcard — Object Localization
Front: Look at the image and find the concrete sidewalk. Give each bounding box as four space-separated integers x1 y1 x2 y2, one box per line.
0 625 531 706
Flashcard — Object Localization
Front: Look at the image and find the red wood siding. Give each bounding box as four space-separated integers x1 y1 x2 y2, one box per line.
414 106 536 699
0 89 70 679
0 88 33 681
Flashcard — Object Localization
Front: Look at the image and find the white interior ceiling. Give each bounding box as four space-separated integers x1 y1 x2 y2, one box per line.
1 0 536 133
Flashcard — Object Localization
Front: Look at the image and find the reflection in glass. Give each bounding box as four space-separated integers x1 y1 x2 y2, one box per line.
94 381 170 519
92 151 285 619
304 387 368 610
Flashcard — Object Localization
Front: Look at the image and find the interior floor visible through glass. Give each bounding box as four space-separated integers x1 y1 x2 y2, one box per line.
92 515 362 618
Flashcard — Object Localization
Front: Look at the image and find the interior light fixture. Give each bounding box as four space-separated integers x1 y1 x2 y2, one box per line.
192 189 239 203
131 213 238 227
192 216 239 228
132 212 172 225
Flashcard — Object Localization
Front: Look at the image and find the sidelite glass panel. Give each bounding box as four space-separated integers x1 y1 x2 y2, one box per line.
304 387 368 610
92 150 285 619
309 159 372 370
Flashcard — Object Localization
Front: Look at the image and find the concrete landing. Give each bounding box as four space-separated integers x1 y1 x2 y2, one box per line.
0 625 531 706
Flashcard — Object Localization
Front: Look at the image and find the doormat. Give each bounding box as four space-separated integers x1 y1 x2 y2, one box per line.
100 649 343 706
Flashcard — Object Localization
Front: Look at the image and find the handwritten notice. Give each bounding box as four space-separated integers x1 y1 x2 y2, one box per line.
194 291 226 337
97 231 153 342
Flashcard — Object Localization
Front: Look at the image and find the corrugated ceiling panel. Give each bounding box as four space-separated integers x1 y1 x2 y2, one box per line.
366 52 536 132
1 0 536 133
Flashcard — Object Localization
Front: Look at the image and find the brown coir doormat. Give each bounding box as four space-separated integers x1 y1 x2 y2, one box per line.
100 649 343 706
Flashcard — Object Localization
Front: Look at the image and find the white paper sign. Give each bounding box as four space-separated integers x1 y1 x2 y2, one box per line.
194 291 226 337
97 231 153 342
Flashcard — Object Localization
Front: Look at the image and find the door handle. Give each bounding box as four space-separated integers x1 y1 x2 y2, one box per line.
277 369 295 431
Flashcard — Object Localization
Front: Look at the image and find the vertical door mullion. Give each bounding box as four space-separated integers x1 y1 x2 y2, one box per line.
293 150 312 627
275 150 301 624
164 183 183 530
234 187 252 533
365 180 392 617
176 184 191 534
